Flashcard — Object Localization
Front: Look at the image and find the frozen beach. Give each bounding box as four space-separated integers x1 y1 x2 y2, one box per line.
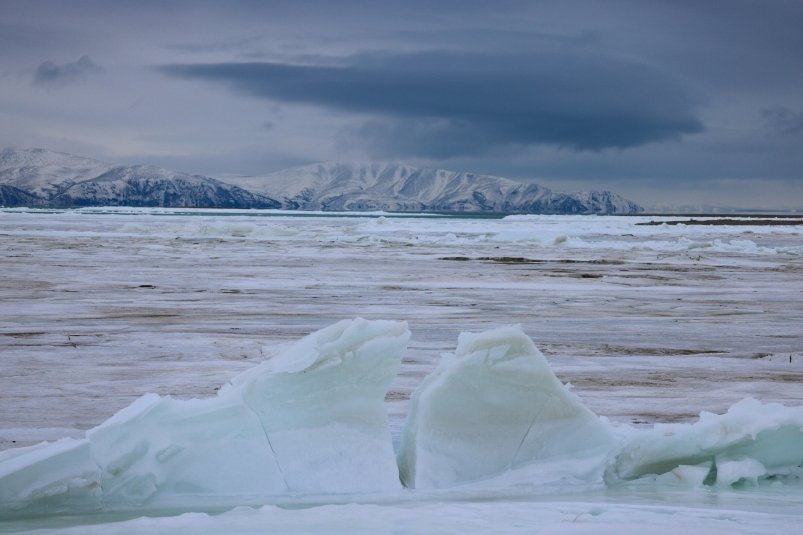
1 208 802 533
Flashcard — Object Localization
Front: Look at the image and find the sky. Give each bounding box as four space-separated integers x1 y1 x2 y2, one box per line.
1 0 802 211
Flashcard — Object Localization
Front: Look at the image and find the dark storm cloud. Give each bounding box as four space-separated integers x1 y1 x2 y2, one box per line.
160 49 703 158
33 55 103 88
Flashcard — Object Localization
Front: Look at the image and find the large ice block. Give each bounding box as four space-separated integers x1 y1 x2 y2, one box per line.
0 318 410 516
397 325 615 489
233 317 409 493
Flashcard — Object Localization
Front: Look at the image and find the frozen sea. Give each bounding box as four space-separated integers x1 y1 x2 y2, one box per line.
1 207 802 533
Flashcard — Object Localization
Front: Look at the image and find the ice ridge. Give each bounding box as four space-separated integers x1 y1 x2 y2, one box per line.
1 319 802 520
0 319 410 516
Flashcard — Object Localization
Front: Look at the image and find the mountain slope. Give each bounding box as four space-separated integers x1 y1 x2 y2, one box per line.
50 165 281 208
0 147 111 199
227 162 642 214
0 149 280 209
0 184 41 207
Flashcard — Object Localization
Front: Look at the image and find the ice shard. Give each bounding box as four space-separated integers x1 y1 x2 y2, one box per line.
397 325 615 489
0 318 410 517
232 317 409 494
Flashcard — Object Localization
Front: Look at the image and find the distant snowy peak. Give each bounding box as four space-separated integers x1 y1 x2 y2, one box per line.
230 162 643 214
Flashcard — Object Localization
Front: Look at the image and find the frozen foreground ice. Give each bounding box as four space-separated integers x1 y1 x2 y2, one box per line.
0 319 409 515
1 319 803 533
398 325 615 489
1 208 803 533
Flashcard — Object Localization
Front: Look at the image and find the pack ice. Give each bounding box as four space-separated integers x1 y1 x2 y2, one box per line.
0 319 410 515
397 325 615 488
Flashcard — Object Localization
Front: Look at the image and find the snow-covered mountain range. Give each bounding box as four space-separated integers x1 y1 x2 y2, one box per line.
0 148 642 213
225 162 642 213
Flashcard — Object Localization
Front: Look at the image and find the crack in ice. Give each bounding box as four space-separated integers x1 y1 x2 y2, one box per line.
510 391 556 470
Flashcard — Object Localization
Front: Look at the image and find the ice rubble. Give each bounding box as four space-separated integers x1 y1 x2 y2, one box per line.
0 319 410 515
397 326 615 489
606 397 803 487
1 319 803 518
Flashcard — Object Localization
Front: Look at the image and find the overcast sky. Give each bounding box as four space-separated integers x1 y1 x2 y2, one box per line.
2 0 802 210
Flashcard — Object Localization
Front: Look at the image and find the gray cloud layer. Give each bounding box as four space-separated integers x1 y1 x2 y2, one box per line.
33 55 103 88
161 49 703 159
761 106 803 137
2 0 802 209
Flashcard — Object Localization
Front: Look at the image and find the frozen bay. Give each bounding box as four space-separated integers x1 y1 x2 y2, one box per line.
1 208 802 533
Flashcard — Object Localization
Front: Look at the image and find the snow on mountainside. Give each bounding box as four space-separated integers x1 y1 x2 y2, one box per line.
51 165 281 209
0 149 280 209
0 149 642 213
0 147 111 199
227 162 643 214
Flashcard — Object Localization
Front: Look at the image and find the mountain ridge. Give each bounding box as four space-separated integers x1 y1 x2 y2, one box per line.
0 148 642 214
0 148 280 209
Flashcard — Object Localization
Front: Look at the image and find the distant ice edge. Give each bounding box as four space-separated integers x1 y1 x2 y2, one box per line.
1 319 802 519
